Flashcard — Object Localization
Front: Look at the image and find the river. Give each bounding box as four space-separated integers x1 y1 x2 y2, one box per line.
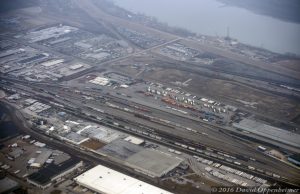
112 0 300 55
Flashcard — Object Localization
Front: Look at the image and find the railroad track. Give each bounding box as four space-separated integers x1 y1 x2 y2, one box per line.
30 99 298 187
2 79 300 187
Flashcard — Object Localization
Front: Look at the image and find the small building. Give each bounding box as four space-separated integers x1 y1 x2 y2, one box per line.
124 136 144 145
34 142 46 148
69 64 83 70
22 135 31 140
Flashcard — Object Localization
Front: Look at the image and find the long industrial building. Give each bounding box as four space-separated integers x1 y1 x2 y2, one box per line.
125 149 183 178
233 119 300 148
74 165 174 194
27 158 83 189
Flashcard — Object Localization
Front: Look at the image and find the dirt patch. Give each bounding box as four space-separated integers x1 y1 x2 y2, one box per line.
161 179 208 194
141 67 300 121
277 59 300 73
80 139 106 150
50 190 62 194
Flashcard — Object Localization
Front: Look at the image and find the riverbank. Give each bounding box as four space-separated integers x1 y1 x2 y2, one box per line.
217 0 300 24
112 0 300 55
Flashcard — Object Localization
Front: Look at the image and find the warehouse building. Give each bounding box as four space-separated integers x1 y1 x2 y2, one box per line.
233 119 300 148
74 165 173 194
27 158 83 189
125 149 183 178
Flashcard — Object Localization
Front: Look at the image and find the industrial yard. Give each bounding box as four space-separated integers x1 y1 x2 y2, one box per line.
0 0 300 194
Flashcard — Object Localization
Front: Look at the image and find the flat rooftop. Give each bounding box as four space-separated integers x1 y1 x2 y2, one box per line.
0 177 20 194
27 157 81 186
125 149 183 178
124 136 144 145
74 165 173 194
32 150 52 167
62 132 89 145
81 125 120 143
233 119 300 148
99 139 143 160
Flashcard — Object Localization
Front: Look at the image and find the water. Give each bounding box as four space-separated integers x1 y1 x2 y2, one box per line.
0 107 19 139
0 122 19 139
113 0 300 55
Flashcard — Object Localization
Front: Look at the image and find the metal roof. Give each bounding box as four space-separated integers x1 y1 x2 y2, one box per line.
233 119 300 148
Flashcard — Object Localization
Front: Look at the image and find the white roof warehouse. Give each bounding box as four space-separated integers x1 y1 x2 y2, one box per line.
74 165 173 194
